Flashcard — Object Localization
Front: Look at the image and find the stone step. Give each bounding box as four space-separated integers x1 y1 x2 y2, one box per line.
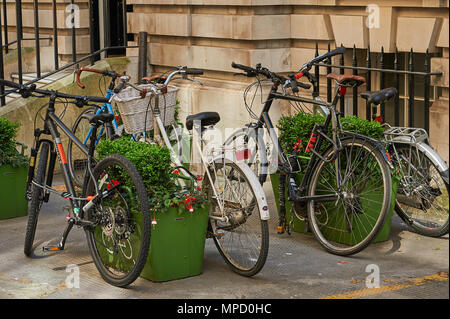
4 71 73 104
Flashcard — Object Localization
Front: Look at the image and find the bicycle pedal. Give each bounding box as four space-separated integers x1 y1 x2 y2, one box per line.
43 245 63 252
277 225 285 234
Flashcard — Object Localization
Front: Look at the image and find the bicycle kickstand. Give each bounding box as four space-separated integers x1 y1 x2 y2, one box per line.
43 217 75 252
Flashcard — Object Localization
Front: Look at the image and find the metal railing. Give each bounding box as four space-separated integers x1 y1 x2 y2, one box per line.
311 43 443 133
0 0 130 106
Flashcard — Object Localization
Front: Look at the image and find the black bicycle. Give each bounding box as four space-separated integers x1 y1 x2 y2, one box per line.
0 79 151 287
225 47 393 256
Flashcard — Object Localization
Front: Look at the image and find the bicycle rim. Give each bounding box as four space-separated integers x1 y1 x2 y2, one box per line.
307 137 392 255
205 160 269 276
84 154 151 287
393 144 449 237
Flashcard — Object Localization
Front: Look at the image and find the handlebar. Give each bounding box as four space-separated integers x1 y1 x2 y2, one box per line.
0 79 110 106
75 67 118 89
231 62 311 92
309 46 346 67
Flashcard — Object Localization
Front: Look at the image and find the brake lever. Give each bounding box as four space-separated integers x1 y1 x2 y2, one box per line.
186 77 203 86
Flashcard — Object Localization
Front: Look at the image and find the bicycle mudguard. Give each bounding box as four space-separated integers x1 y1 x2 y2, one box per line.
389 136 449 177
209 153 270 221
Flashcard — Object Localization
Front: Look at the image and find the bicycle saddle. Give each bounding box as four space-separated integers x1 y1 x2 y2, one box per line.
360 87 397 105
186 112 220 130
81 112 115 125
326 73 366 87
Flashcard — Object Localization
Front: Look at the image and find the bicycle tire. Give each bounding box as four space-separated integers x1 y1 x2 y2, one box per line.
67 106 105 187
24 141 50 257
307 137 392 256
83 154 151 287
392 143 449 237
204 158 269 277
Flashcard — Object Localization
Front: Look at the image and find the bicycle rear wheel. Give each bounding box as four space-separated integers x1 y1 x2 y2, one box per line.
24 141 50 257
83 154 151 287
392 143 449 237
307 137 392 256
204 158 269 277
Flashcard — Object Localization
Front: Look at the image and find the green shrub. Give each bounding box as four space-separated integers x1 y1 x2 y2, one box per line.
0 117 28 167
277 112 384 170
96 137 204 211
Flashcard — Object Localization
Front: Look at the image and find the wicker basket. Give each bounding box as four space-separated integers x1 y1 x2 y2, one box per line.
112 84 179 134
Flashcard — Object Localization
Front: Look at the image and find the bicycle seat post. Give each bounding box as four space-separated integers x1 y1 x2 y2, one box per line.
190 121 203 178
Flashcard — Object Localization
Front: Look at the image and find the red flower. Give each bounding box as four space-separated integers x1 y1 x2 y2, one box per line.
293 139 303 152
172 169 180 175
184 193 195 213
107 180 120 190
375 116 383 124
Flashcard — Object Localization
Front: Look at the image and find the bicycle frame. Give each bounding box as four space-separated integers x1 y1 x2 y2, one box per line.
248 84 345 203
28 94 104 219
136 78 270 221
83 88 119 145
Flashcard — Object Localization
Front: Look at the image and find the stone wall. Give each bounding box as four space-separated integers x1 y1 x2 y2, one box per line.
125 0 449 162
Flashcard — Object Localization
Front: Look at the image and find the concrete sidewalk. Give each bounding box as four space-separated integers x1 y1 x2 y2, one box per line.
0 181 448 300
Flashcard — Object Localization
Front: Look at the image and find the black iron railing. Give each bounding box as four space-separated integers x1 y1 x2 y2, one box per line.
312 43 443 133
0 0 129 106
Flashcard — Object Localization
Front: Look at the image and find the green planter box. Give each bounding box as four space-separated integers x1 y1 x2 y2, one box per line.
270 172 397 244
95 204 210 282
140 204 210 282
0 164 28 220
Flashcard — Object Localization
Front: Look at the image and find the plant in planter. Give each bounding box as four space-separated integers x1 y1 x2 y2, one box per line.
274 112 397 243
96 137 209 282
0 118 29 219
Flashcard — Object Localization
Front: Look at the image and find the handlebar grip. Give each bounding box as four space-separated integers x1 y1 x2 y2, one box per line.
298 82 311 90
0 79 24 90
310 46 346 65
185 69 203 75
113 82 126 94
231 62 255 74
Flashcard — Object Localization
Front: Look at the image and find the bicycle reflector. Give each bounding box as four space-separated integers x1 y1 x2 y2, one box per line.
236 149 251 161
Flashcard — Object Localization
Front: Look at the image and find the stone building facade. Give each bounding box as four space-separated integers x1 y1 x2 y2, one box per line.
124 0 449 161
1 0 449 161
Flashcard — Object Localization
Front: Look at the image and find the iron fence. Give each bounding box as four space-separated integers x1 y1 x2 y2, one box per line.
312 43 443 133
0 0 130 106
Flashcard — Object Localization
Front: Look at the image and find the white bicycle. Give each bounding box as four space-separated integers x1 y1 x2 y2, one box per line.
113 67 270 276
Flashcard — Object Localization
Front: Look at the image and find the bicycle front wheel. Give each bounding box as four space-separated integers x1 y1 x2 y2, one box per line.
392 143 449 237
223 127 269 185
83 154 151 287
24 141 50 257
307 137 392 256
204 158 269 276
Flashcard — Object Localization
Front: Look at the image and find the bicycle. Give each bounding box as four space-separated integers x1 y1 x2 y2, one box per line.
67 67 126 187
113 66 270 276
0 79 152 287
68 67 182 187
361 88 449 237
224 46 393 256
